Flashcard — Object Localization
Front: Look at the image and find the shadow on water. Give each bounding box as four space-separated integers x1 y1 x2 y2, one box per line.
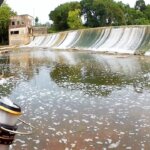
1 49 150 149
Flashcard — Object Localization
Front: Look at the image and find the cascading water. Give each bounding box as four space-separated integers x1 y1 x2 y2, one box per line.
27 26 150 55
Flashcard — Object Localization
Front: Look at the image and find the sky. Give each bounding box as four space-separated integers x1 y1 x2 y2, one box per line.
6 0 150 24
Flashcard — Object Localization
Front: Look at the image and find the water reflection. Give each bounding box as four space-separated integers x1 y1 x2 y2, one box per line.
0 55 15 97
50 54 148 96
0 49 150 149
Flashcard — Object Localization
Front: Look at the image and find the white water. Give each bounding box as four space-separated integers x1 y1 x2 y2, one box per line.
96 28 125 52
26 26 149 55
56 31 78 49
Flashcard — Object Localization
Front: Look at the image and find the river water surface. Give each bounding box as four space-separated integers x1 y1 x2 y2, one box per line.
1 48 150 150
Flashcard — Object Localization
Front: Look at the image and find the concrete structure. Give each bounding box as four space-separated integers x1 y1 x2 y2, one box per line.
9 15 48 46
32 27 48 36
9 15 34 46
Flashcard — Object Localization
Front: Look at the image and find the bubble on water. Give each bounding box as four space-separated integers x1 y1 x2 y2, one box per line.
108 140 120 149
84 139 93 142
82 119 89 124
56 131 63 136
48 127 56 131
126 147 132 150
15 139 25 144
97 141 103 145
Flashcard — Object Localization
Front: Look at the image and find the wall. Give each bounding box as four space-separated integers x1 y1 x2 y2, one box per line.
9 15 33 46
9 27 30 45
32 27 48 36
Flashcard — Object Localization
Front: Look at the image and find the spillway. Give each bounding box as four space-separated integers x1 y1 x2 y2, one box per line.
27 26 150 55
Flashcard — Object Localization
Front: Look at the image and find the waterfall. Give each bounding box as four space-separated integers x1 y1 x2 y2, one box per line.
27 26 150 55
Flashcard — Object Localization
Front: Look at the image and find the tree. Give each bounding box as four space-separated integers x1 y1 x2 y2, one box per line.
125 8 147 25
49 0 150 30
118 1 149 25
134 18 149 24
80 0 125 27
0 3 16 44
80 0 97 27
49 2 81 31
135 0 146 11
101 0 126 26
35 16 39 26
143 5 150 20
67 9 83 29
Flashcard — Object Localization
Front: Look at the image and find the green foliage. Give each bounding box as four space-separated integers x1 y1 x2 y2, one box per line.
135 0 146 11
80 0 96 26
0 3 16 45
143 5 150 20
117 0 149 25
80 0 126 27
67 9 82 29
49 2 81 31
134 18 149 25
101 0 126 26
126 8 146 25
49 0 150 31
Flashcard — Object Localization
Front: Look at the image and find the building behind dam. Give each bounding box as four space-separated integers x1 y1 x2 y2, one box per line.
9 14 48 46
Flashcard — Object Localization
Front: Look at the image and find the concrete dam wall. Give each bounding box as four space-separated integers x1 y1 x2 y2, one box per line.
27 26 150 55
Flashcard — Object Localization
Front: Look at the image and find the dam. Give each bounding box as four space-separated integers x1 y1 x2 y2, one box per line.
27 25 150 55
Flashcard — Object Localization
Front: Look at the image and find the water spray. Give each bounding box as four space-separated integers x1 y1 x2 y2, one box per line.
0 97 34 150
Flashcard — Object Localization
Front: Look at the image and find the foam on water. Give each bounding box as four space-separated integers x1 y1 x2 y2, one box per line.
1 50 150 149
0 78 7 85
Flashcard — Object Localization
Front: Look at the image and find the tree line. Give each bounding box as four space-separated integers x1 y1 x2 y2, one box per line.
49 0 150 31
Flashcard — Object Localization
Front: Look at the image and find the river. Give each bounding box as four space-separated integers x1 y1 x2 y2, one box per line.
0 48 150 150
